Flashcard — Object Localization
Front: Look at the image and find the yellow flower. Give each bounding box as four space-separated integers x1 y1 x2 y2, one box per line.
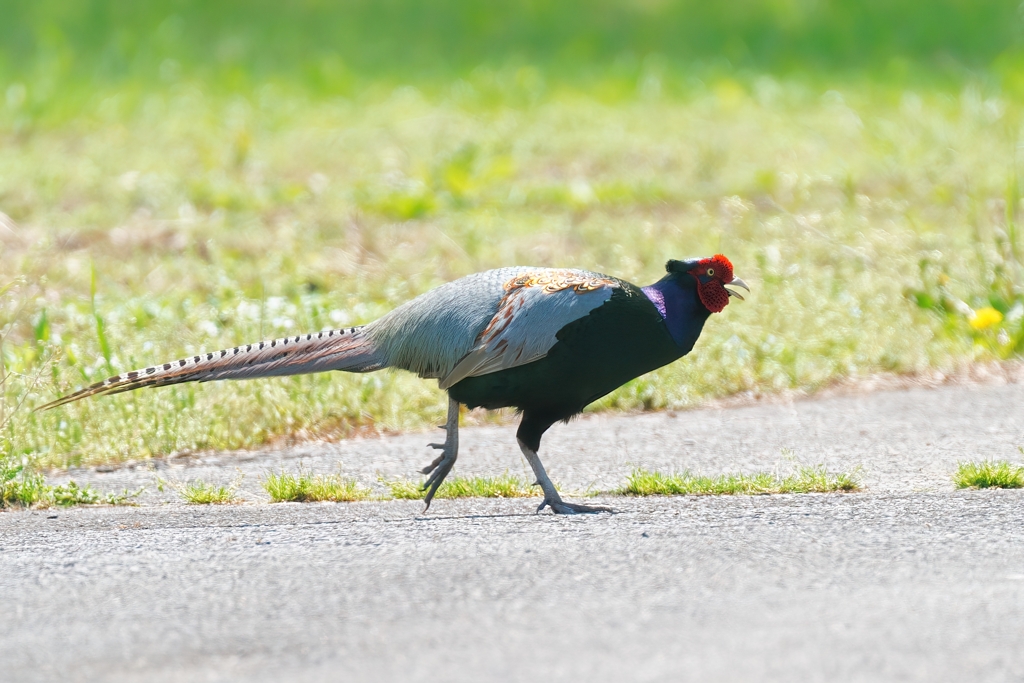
970 306 1003 330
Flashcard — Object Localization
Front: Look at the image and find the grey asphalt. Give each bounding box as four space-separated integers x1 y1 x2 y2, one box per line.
3 379 1024 682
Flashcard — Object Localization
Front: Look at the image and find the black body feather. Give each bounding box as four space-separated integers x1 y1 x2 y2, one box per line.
448 275 711 451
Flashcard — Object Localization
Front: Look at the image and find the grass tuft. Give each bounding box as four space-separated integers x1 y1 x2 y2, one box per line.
263 470 373 502
621 466 861 496
386 473 534 500
953 461 1024 489
173 479 239 505
1 459 142 508
1 461 49 508
48 481 143 506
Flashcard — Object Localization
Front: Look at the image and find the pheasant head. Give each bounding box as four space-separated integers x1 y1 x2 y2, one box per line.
667 254 750 313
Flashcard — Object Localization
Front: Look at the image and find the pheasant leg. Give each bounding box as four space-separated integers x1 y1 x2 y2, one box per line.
517 439 612 514
421 395 460 510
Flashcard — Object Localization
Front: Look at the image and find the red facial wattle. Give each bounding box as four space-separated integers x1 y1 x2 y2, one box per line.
697 281 730 312
689 254 735 314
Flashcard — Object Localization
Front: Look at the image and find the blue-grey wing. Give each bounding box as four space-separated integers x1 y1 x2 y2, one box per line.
365 267 533 379
437 270 619 389
366 268 620 386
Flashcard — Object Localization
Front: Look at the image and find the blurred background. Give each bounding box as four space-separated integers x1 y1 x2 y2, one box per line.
2 0 1023 467
3 0 1024 91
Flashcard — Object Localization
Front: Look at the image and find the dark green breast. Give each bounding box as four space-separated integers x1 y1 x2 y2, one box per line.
448 283 686 419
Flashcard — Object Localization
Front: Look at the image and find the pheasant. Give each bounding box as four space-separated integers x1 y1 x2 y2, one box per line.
41 255 748 514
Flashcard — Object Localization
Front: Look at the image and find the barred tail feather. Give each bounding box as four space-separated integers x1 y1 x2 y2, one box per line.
37 326 385 411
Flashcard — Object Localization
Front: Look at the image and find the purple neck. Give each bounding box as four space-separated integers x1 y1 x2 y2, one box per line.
642 277 709 349
641 283 669 318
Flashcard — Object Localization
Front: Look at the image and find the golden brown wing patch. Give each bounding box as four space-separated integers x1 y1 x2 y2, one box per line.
503 270 618 295
475 270 618 341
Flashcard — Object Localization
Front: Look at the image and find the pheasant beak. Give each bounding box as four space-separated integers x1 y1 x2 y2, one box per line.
724 277 750 300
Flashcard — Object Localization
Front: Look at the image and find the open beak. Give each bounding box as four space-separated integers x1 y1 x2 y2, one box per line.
724 277 750 301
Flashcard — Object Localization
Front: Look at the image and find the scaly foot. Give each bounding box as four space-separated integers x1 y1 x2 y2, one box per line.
537 496 613 515
420 397 461 511
516 437 613 515
421 436 457 509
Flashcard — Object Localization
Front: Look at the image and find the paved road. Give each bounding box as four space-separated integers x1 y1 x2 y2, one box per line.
3 381 1024 682
47 379 1024 500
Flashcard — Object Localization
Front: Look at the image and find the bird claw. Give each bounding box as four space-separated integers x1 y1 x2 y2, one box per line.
420 453 446 475
420 397 460 512
537 497 613 515
422 449 456 511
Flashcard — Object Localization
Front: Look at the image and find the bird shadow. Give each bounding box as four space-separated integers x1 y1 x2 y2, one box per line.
410 508 620 521
410 512 540 521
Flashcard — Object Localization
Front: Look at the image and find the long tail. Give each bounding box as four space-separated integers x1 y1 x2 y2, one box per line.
37 326 386 411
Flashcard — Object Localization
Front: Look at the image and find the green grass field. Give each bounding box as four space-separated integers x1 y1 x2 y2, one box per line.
2 1 1024 469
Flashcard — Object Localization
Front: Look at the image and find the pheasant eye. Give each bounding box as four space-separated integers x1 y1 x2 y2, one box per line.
707 268 714 276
